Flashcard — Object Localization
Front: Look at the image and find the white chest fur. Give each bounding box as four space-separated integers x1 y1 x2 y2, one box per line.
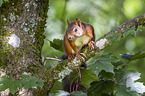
75 35 91 50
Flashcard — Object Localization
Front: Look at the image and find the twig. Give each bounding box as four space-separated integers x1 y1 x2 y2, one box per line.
45 57 62 61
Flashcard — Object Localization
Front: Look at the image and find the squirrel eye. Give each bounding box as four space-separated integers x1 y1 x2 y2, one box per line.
74 28 77 32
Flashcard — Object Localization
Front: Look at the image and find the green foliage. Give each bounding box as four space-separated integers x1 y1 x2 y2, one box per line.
123 27 136 37
44 1 145 95
49 90 69 96
0 75 22 94
70 91 87 96
0 73 44 94
0 0 9 7
80 69 98 88
106 32 122 44
137 25 145 32
86 53 145 96
50 39 64 52
120 51 145 61
107 27 137 45
88 53 117 73
88 80 115 96
49 52 145 95
0 0 3 7
50 81 63 93
69 68 99 88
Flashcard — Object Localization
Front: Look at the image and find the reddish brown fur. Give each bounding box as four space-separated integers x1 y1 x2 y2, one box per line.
63 18 95 61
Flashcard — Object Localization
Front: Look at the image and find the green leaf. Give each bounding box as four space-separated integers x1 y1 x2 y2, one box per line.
114 85 133 96
87 80 115 96
88 53 115 74
49 90 69 96
9 80 22 94
125 70 145 93
98 70 114 80
50 81 63 93
50 39 63 52
120 51 145 61
106 32 122 42
70 91 87 96
0 0 3 7
80 69 99 88
4 0 9 2
123 27 136 37
130 51 145 61
120 53 134 61
115 69 145 94
67 69 98 89
0 75 22 94
115 69 126 84
137 25 145 32
36 79 44 88
21 74 37 89
111 60 124 68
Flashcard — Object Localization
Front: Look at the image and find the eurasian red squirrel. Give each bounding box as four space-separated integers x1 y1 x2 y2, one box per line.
63 18 95 61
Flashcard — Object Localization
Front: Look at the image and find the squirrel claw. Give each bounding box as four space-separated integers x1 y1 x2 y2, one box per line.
88 41 95 50
78 55 85 62
68 54 75 61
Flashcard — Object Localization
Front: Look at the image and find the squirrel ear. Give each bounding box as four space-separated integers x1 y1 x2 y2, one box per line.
67 19 70 25
75 18 81 27
75 18 78 25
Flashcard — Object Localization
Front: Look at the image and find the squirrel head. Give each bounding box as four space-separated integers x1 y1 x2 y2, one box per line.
66 18 84 40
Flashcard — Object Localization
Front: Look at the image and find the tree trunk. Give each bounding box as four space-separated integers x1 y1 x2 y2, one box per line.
0 0 49 95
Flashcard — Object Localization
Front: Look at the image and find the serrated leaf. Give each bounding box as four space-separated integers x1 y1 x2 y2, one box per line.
0 75 22 94
137 25 145 32
70 91 87 96
88 80 115 96
130 51 145 61
123 28 136 37
115 69 145 94
106 32 122 43
80 69 98 88
49 90 69 96
9 80 22 94
0 0 3 7
115 69 126 84
88 54 115 74
120 51 145 61
125 70 145 93
50 39 63 52
99 70 114 80
4 0 9 2
66 69 98 90
50 81 63 93
114 85 133 96
120 53 134 61
21 76 37 89
111 60 124 68
36 79 44 88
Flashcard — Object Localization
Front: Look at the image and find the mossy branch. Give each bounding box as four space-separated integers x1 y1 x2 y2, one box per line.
46 13 145 90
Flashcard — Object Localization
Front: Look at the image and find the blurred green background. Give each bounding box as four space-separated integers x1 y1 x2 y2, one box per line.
42 0 145 82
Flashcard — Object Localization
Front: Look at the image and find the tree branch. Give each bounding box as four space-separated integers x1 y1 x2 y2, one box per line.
46 13 145 91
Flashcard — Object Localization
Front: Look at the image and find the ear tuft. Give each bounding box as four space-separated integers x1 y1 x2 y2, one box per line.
75 18 78 25
67 19 70 25
75 18 81 27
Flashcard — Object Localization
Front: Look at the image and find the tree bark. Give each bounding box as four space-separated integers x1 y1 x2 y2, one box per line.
0 0 49 95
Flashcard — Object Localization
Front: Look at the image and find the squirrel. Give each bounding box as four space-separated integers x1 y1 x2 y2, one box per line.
63 18 95 62
62 18 95 93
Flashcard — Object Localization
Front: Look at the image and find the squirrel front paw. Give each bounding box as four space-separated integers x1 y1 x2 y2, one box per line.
88 41 94 50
